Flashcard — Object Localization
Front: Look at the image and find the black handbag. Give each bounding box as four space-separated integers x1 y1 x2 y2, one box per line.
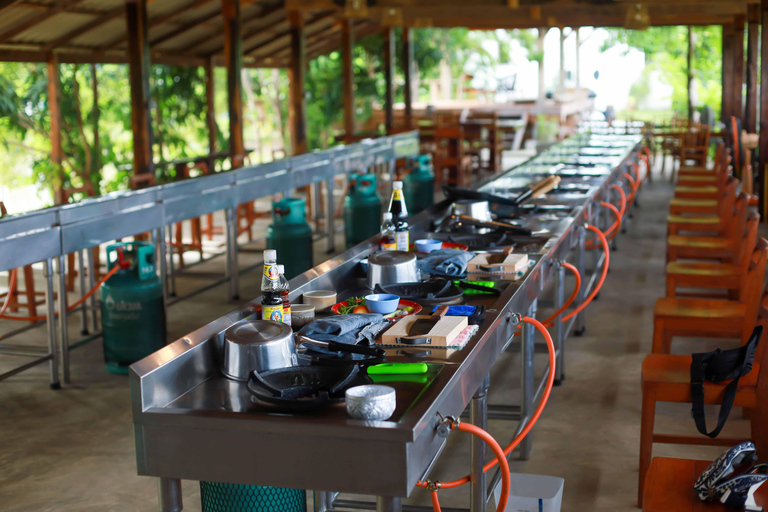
690 325 762 438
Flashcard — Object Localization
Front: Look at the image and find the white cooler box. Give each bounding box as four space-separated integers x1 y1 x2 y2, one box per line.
493 473 564 512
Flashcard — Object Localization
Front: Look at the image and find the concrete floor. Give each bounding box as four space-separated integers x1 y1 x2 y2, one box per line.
0 162 754 511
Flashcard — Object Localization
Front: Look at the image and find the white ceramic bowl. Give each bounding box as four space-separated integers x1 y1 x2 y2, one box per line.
291 304 315 328
345 385 396 421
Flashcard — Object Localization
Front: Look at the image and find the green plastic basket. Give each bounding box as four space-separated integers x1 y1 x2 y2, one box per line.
200 482 307 512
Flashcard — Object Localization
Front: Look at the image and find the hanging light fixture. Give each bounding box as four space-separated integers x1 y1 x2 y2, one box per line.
380 7 403 26
625 3 650 30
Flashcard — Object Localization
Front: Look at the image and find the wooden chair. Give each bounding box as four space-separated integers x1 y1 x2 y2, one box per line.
667 184 739 237
675 123 711 171
674 152 731 198
677 142 724 177
433 112 471 188
642 457 768 511
669 176 736 217
653 238 768 354
667 193 749 264
638 284 768 505
666 211 759 299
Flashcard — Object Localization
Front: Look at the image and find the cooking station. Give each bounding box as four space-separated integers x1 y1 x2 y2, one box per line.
130 133 644 512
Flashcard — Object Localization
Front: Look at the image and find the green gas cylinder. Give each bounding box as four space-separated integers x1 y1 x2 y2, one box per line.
404 154 435 214
266 197 313 280
343 174 382 249
101 241 166 375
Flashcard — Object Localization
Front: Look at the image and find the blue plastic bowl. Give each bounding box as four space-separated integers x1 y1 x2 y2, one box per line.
364 294 401 315
415 239 443 253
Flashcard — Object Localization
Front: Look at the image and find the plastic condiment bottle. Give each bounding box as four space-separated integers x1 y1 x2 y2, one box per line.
388 181 409 251
277 265 291 326
261 250 283 322
379 212 397 251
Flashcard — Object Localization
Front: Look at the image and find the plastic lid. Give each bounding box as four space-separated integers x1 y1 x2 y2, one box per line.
263 249 277 260
277 265 285 273
392 181 403 190
383 212 393 220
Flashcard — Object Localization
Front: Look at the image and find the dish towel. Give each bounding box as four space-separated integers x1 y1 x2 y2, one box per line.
418 249 476 277
298 313 390 357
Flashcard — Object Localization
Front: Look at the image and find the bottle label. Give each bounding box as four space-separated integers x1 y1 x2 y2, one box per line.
393 190 403 201
380 241 397 251
283 306 291 326
263 264 279 282
262 304 284 322
396 231 409 251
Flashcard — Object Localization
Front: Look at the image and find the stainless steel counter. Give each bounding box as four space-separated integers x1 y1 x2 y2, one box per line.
130 133 643 511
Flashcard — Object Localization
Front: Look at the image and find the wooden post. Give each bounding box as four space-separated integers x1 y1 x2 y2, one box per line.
384 27 395 133
91 63 100 181
559 27 566 94
759 0 768 218
47 53 64 205
722 22 735 124
205 57 217 172
746 5 760 134
402 27 414 129
733 15 746 123
341 19 355 143
125 0 153 185
289 10 307 155
687 26 694 121
223 0 244 168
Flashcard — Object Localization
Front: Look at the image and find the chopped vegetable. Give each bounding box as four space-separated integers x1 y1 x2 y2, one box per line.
352 305 369 314
337 296 366 315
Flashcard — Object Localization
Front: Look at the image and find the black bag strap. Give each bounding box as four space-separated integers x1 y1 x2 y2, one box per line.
690 326 762 438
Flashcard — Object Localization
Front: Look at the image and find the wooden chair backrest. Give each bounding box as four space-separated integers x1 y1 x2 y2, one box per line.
737 212 762 297
740 238 768 345
725 192 749 240
716 178 739 219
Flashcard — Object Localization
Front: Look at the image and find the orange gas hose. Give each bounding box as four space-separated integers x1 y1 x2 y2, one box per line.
417 317 556 512
585 202 620 249
540 262 581 328
640 146 651 182
0 268 18 318
562 225 609 322
0 265 119 322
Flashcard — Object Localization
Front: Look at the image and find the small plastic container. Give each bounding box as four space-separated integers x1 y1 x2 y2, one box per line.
291 304 315 328
345 385 396 421
493 473 564 512
302 290 337 312
364 294 400 315
415 239 443 253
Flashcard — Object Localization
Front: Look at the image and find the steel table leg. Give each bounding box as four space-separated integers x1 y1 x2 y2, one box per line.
77 250 88 335
225 207 239 301
554 263 565 385
57 255 70 384
44 259 60 390
376 497 402 512
156 227 168 311
574 226 587 336
166 225 177 298
520 299 537 460
314 490 330 512
314 182 324 230
326 178 336 254
471 374 491 512
86 247 99 333
158 478 183 512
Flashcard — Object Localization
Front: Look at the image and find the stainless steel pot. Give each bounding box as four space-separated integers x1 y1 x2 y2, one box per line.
367 251 419 289
222 320 297 381
452 200 492 222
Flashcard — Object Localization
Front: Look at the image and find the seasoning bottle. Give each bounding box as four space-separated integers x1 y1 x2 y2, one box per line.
388 181 409 251
277 265 291 326
379 212 397 251
261 250 283 322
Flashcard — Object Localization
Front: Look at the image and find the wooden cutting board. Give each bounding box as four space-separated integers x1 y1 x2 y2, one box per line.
467 253 529 273
381 315 468 347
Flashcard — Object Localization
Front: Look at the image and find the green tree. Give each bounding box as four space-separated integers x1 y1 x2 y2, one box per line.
601 25 723 120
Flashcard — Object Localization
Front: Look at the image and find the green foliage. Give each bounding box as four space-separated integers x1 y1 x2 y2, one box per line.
601 25 722 121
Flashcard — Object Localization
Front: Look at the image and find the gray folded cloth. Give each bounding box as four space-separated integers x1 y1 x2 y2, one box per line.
418 249 476 277
298 313 390 358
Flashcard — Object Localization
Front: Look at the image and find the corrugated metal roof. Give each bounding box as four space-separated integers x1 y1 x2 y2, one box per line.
0 7 39 34
13 12 96 44
71 17 126 47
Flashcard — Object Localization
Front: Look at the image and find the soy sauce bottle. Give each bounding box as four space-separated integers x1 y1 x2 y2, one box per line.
379 212 397 251
261 250 283 322
388 181 409 251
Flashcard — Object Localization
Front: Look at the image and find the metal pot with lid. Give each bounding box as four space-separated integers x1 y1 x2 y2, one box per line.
367 251 419 289
222 319 297 381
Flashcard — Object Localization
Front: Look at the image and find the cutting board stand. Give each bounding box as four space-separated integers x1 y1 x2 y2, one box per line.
381 315 468 347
